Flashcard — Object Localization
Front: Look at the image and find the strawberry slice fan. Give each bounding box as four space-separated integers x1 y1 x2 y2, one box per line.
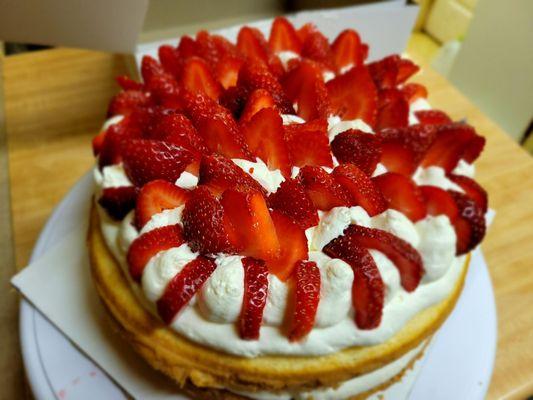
95 16 487 344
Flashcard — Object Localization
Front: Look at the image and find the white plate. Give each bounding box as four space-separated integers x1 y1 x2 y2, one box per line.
20 173 497 399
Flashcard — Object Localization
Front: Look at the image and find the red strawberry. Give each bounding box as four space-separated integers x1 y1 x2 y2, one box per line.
296 23 317 43
420 123 478 173
182 186 240 254
176 36 198 59
195 30 231 66
182 91 252 159
368 55 419 89
331 29 363 71
282 60 330 121
343 225 423 291
379 142 416 176
237 26 270 65
372 172 427 222
219 85 249 118
376 88 409 130
144 109 209 156
289 260 321 341
127 224 185 281
157 257 217 324
268 178 318 230
135 180 190 229
401 83 427 104
215 56 244 89
448 174 488 213
92 129 107 156
298 166 351 210
240 257 269 340
323 236 384 329
331 129 382 175
98 116 144 169
268 211 308 281
240 88 276 123
284 119 333 168
198 154 265 196
377 124 439 164
415 110 452 126
333 164 388 216
141 55 166 84
326 66 378 126
301 28 333 69
107 90 151 117
180 56 222 100
269 17 302 53
221 187 280 261
122 139 196 187
237 61 294 113
449 191 486 255
116 75 143 91
158 45 182 78
241 108 292 176
419 185 459 223
98 186 138 220
462 134 486 163
145 73 182 109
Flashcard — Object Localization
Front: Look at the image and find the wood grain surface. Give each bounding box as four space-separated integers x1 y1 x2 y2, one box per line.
2 48 532 400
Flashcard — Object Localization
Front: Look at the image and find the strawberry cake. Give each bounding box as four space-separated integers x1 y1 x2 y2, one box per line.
88 17 488 399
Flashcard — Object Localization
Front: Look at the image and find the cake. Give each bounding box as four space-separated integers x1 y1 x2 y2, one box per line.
88 17 488 399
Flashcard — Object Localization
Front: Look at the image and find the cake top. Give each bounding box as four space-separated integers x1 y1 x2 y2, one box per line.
93 17 487 347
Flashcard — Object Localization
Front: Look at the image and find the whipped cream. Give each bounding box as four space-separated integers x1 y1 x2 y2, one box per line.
276 51 299 70
94 105 471 357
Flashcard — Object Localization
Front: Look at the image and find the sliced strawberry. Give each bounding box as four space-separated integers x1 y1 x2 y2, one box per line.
289 260 321 341
333 164 388 216
448 174 488 213
240 88 276 123
449 191 486 255
158 45 182 78
241 108 292 176
462 134 486 163
98 116 144 169
219 85 249 118
221 186 280 260
419 186 459 223
376 88 409 130
379 142 417 176
301 28 333 69
141 55 166 84
269 17 301 54
215 56 244 89
182 186 240 254
195 30 226 66
401 83 427 104
331 29 363 71
198 154 265 196
342 225 423 292
323 236 384 329
284 120 332 169
282 59 330 121
127 224 185 281
182 91 252 159
237 26 270 65
268 178 318 230
296 23 317 43
98 186 138 220
415 110 452 126
135 180 190 229
180 56 222 100
144 109 209 156
368 55 419 89
372 172 427 222
157 257 217 324
107 90 151 117
92 129 107 156
420 123 478 173
297 166 351 211
145 73 182 109
326 66 378 126
268 211 308 281
116 75 143 91
237 61 294 113
240 257 269 340
377 124 439 164
177 36 198 59
122 139 196 187
330 129 382 175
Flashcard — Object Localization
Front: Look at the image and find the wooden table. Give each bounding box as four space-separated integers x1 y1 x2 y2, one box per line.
2 48 532 399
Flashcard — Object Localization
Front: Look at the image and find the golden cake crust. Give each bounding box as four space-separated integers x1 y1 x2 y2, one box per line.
88 204 469 393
